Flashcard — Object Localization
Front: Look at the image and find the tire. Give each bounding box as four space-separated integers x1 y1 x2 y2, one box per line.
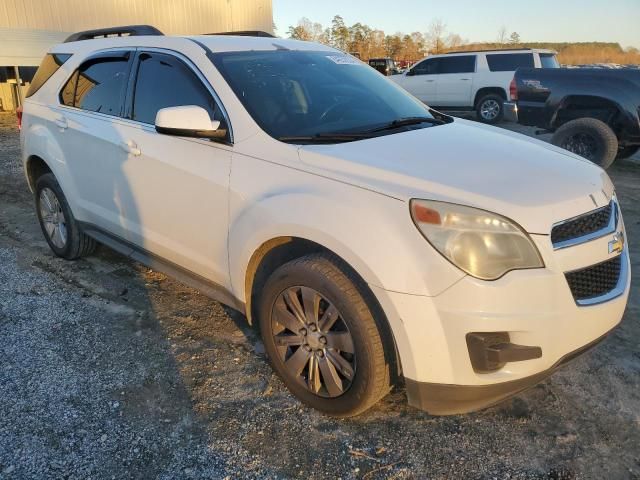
476 94 504 124
551 118 619 169
35 173 96 260
258 253 392 417
616 145 640 160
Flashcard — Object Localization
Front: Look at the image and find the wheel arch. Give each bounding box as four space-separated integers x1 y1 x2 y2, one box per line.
243 235 403 382
474 87 507 107
25 154 53 191
552 95 627 133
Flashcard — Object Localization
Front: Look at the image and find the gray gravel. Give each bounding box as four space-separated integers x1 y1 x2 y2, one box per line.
0 112 639 479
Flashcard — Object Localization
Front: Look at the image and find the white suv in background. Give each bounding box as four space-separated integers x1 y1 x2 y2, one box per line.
392 48 559 123
21 27 628 417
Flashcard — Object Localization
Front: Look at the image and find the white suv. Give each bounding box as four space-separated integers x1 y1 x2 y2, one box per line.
392 49 559 123
20 27 629 417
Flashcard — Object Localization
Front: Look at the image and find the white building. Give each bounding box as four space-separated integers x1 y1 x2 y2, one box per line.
0 0 274 111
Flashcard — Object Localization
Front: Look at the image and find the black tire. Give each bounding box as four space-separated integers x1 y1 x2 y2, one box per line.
616 145 640 160
476 94 504 124
258 253 392 417
551 118 619 169
35 173 96 260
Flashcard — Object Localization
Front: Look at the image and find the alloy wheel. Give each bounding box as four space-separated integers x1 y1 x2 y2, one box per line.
480 99 500 121
270 286 356 398
39 187 67 249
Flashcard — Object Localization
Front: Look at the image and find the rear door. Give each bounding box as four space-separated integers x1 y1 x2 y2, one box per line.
55 51 134 236
433 55 476 107
399 58 439 103
114 49 232 282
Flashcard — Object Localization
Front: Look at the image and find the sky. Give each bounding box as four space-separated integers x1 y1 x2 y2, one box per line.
272 0 640 48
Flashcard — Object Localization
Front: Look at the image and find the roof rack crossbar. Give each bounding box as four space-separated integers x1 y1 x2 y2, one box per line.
206 31 275 38
64 25 163 43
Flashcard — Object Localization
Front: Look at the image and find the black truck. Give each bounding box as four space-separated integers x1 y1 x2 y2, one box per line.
504 68 640 168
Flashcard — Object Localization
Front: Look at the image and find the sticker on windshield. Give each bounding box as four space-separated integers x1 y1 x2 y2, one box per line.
326 55 361 65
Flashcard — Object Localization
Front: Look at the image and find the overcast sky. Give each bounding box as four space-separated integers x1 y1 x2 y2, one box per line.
273 0 640 48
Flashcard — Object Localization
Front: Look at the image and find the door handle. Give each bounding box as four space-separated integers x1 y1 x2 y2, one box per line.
425 79 435 82
120 140 141 157
460 78 471 81
54 116 68 130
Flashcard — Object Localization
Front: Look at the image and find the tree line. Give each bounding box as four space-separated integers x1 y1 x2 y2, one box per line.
286 15 640 65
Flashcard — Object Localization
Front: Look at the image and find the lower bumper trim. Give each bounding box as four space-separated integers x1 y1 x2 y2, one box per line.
405 327 614 415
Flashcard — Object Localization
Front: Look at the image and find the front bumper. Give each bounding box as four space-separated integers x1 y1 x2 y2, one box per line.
404 328 612 415
503 101 518 123
370 233 630 415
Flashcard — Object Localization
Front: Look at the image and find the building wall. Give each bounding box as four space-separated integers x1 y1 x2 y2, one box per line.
0 0 274 110
0 0 273 36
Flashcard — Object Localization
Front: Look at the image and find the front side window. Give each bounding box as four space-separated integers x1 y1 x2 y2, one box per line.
212 50 437 141
486 53 534 72
411 58 438 75
131 52 225 127
437 56 476 74
60 55 130 116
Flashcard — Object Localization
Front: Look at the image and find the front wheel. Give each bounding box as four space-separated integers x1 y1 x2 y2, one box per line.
258 254 392 417
476 94 504 124
551 118 619 169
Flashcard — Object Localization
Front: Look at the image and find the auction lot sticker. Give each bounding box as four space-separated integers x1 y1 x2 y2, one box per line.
326 55 361 65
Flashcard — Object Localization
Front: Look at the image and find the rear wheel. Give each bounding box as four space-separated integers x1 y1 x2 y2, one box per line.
476 94 504 124
551 118 619 169
35 173 96 260
258 254 392 417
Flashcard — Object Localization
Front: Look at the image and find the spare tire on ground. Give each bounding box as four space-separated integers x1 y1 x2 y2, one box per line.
551 118 619 169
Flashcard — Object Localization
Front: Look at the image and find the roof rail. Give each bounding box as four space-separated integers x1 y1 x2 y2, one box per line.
64 25 163 43
207 31 275 38
445 48 533 54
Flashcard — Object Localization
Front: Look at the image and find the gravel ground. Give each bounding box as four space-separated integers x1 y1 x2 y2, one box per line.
0 111 638 479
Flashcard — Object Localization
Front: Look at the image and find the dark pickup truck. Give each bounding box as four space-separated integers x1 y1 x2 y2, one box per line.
504 68 640 168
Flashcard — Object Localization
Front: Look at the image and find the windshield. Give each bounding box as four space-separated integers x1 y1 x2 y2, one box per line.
540 53 560 68
211 50 437 141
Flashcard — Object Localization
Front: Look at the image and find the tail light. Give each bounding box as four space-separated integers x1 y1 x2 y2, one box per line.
16 106 23 130
509 78 517 101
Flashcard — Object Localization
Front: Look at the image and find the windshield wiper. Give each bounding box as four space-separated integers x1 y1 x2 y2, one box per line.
278 132 370 144
364 116 446 133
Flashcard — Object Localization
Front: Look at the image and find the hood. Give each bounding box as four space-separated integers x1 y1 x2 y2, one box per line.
298 119 614 234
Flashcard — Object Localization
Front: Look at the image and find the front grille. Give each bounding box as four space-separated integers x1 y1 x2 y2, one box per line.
551 202 612 246
565 255 622 301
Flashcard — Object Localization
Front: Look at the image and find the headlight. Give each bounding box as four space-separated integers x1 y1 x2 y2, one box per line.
410 199 544 280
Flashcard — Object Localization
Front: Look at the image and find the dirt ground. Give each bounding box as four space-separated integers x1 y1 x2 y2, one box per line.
0 111 638 479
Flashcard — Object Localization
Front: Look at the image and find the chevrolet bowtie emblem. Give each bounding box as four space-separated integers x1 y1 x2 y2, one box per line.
608 232 625 255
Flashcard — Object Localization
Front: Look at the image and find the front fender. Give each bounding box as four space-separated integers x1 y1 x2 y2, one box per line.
227 155 465 305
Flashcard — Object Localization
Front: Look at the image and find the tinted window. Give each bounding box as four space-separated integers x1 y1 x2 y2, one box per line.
132 52 223 126
60 70 78 106
74 57 129 115
437 56 476 74
26 53 72 97
540 53 560 69
486 53 534 72
411 58 439 75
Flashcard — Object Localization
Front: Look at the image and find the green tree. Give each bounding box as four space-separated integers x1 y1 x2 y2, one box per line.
509 31 521 45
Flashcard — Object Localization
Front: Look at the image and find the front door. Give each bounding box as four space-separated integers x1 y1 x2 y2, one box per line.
115 50 233 284
399 58 439 104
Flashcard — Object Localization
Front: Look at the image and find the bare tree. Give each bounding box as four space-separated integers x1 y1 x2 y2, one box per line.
426 19 447 54
497 26 508 45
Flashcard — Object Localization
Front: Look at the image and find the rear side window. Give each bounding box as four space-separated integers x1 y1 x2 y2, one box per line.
26 53 72 97
486 53 534 72
437 56 476 74
131 52 224 126
60 55 130 116
540 53 560 68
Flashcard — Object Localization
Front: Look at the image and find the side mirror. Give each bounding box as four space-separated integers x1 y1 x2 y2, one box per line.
405 69 414 76
155 105 226 139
